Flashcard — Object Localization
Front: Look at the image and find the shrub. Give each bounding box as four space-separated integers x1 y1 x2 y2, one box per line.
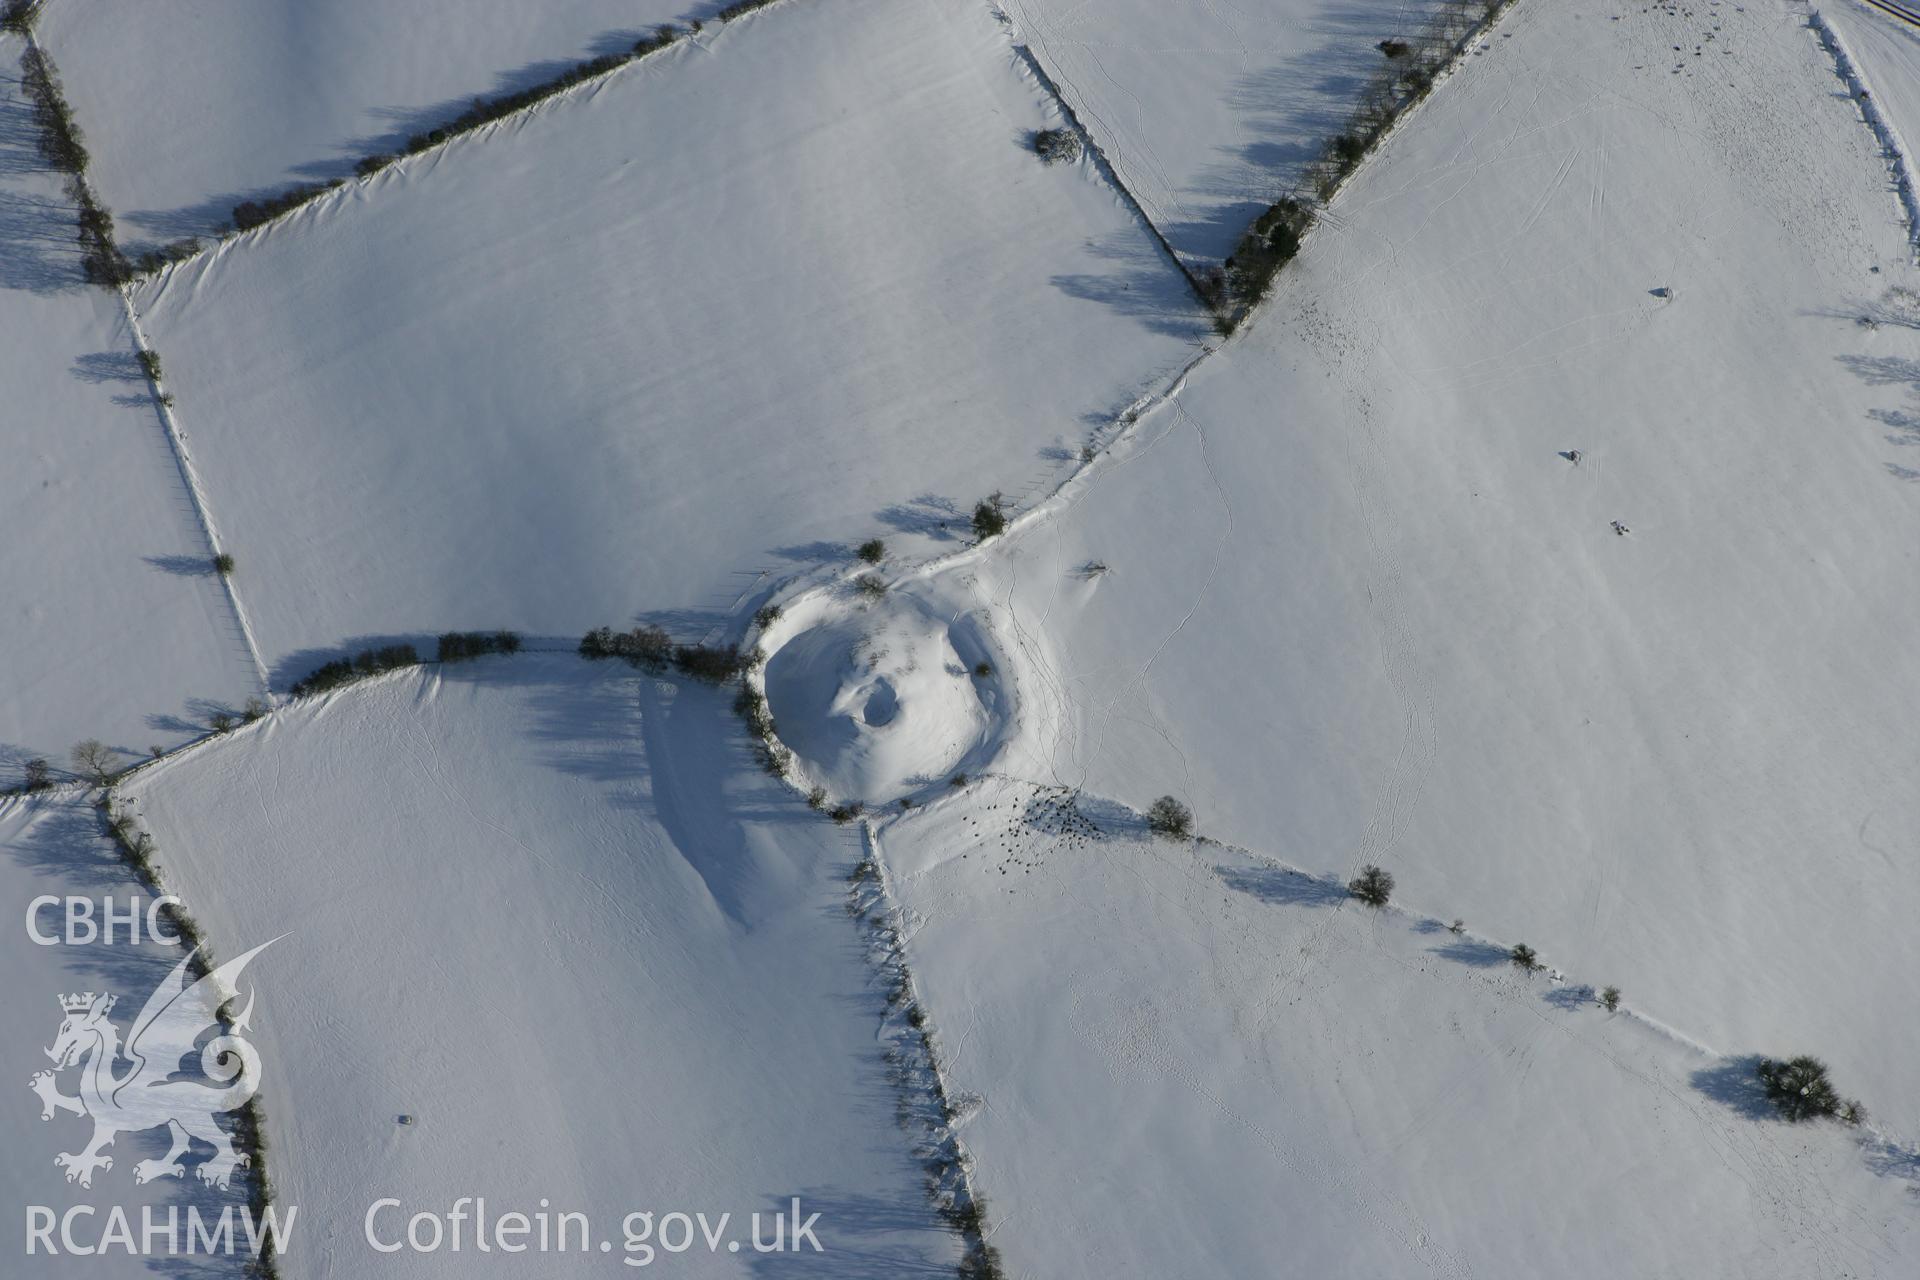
232 180 343 233
672 643 744 683
17 47 136 287
971 494 1008 541
212 553 235 576
716 0 780 19
1838 1098 1868 1126
734 686 776 742
807 786 828 810
289 643 417 697
580 625 672 673
634 25 677 55
753 739 791 777
1756 1056 1846 1123
20 48 87 174
1225 197 1315 306
208 710 236 732
2 0 38 35
393 29 686 169
752 604 781 629
436 630 520 663
857 538 886 564
973 661 992 677
1347 864 1393 907
1448 918 1465 934
1332 132 1369 167
1509 943 1538 972
136 349 162 381
827 802 864 825
1599 985 1621 1012
22 757 53 792
355 154 396 178
70 740 116 786
855 575 887 598
1032 128 1081 164
76 192 132 285
1146 795 1193 839
950 773 968 787
1377 39 1412 58
243 696 268 722
131 238 201 276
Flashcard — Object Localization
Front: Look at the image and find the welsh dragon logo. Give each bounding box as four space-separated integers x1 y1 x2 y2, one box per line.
28 940 275 1189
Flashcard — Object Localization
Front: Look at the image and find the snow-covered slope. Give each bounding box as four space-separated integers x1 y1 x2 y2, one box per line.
38 0 725 244
825 0 1920 1141
878 782 1920 1279
0 38 262 768
127 0 1206 689
1002 0 1449 262
119 653 955 1277
1822 1 1920 258
0 794 255 1278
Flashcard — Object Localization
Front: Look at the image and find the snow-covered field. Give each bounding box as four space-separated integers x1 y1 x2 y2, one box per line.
836 0 1920 1138
1823 0 1920 257
0 39 261 767
1001 0 1449 262
5 0 1919 1273
37 0 727 244
0 794 255 1278
120 654 954 1277
127 0 1206 689
878 783 1920 1278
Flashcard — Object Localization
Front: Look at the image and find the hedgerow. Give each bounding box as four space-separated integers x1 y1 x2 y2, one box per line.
1215 0 1516 323
288 644 419 697
16 45 132 286
580 625 672 673
436 630 521 663
232 180 345 233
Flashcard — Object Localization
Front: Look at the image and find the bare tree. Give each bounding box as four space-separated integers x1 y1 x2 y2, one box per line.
71 739 116 786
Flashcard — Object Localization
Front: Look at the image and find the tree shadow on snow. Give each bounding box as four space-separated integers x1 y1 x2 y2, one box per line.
1428 938 1511 968
771 539 851 563
1837 352 1920 480
745 1188 955 1278
123 17 722 242
3 800 186 995
1541 983 1595 1011
0 71 84 293
482 656 810 928
265 631 449 693
0 186 82 294
1048 230 1210 341
1164 1 1395 260
143 554 217 577
1862 1135 1920 1196
1688 1055 1776 1122
72 349 145 383
874 494 963 542
1214 864 1347 907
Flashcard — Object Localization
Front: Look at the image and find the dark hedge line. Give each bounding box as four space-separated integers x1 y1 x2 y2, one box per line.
289 644 420 697
436 630 522 662
1214 0 1513 320
226 24 691 241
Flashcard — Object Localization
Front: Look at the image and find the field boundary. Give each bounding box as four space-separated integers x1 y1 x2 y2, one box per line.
1812 4 1920 260
117 0 812 277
